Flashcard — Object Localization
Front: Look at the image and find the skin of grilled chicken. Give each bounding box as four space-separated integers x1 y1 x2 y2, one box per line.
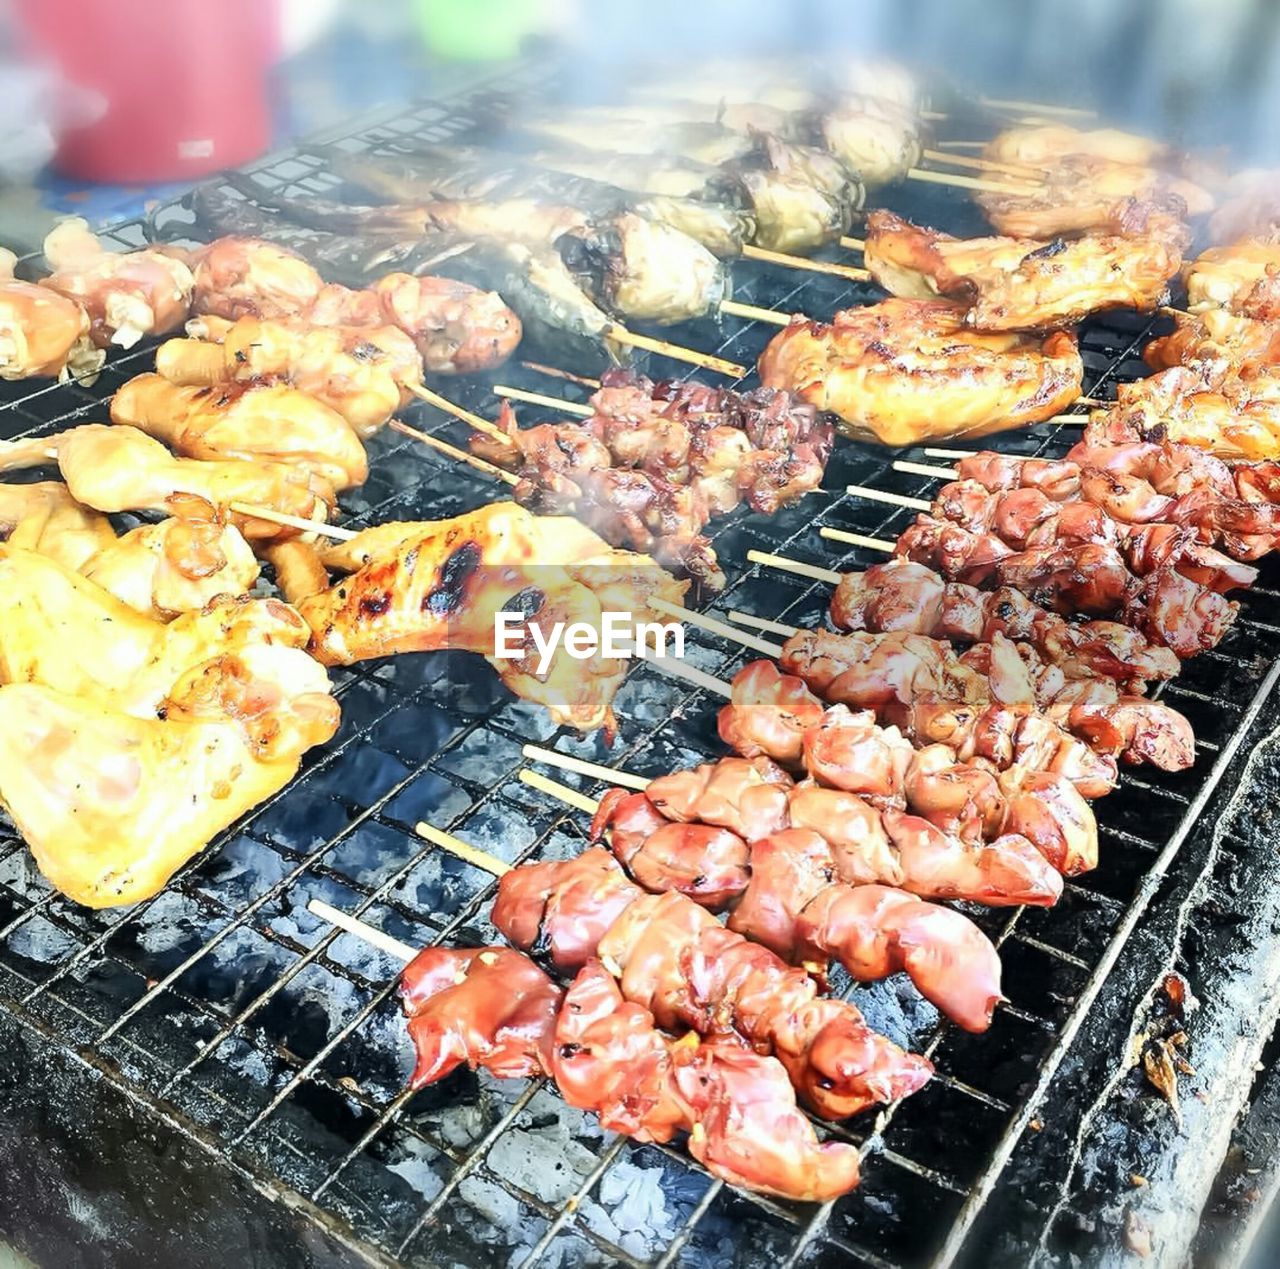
1145 309 1280 373
757 297 1083 446
185 235 326 321
0 480 116 571
864 204 1190 331
0 423 334 539
985 126 1172 171
1183 239 1280 321
0 642 337 907
40 217 194 349
111 372 368 491
0 545 313 718
0 251 103 382
155 316 422 437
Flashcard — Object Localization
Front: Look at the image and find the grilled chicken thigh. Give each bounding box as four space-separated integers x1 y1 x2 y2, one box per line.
0 251 102 382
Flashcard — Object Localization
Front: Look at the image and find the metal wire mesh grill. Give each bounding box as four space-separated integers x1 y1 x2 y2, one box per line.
2 73 1279 1269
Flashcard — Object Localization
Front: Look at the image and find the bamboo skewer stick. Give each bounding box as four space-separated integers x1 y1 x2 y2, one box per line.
642 653 733 700
308 900 416 964
893 459 961 480
519 769 601 815
820 526 896 552
415 821 509 876
839 236 865 252
844 484 932 512
923 447 977 460
604 325 746 378
719 298 792 327
646 598 785 657
389 420 519 486
741 245 871 282
727 611 800 638
933 141 987 150
745 549 841 585
520 361 601 389
520 743 648 791
904 167 1042 197
492 384 594 417
227 502 356 540
408 383 510 444
978 96 1097 119
921 147 1044 181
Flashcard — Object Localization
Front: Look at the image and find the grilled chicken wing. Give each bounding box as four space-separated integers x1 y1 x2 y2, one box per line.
0 545 313 717
0 251 102 382
111 372 367 491
757 298 1083 445
864 204 1189 330
155 316 422 437
1145 309 1280 372
40 217 193 348
0 642 337 907
299 502 686 732
0 480 115 571
0 424 334 541
185 235 325 320
1183 240 1280 320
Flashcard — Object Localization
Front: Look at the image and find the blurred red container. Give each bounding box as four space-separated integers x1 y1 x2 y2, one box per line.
14 0 279 183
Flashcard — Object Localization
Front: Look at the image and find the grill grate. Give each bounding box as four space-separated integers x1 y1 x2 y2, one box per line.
2 70 1280 1269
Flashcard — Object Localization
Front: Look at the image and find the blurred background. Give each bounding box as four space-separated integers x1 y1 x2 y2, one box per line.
0 0 1277 252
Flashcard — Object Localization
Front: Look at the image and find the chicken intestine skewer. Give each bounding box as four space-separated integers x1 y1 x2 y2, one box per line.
398 945 864 1201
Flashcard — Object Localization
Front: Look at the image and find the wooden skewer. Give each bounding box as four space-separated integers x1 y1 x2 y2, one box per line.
647 598 784 657
820 526 896 553
741 244 871 283
604 325 746 378
408 383 510 444
307 900 415 964
839 236 865 252
415 821 509 876
920 110 948 122
520 361 601 389
719 298 792 327
726 610 801 638
642 653 733 700
921 147 1043 181
933 140 988 150
493 384 594 417
1078 396 1105 407
520 743 648 791
904 167 1042 197
745 548 841 585
844 483 931 512
893 459 960 480
1048 415 1090 425
1160 306 1193 319
390 420 519 486
923 447 977 460
978 96 1097 119
226 502 356 541
520 769 601 815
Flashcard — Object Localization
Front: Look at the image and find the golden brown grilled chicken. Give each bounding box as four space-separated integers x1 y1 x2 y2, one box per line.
0 249 102 382
0 480 116 571
0 424 333 541
0 641 337 907
261 539 331 607
864 205 1189 330
756 298 1083 445
185 236 325 321
110 373 367 491
1144 309 1280 372
984 126 1173 171
82 496 260 620
39 218 193 348
301 503 687 732
1183 240 1280 320
154 316 422 437
977 157 1210 238
0 545 315 718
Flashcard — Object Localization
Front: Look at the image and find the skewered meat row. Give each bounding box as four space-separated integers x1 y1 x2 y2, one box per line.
983 126 1176 172
293 502 686 733
401 947 863 1201
828 558 1181 689
863 203 1190 331
600 751 1065 908
490 847 933 1120
591 787 1003 1031
471 368 834 590
757 298 1084 446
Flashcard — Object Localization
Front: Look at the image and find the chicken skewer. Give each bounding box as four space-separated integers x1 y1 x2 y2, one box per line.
519 768 1004 1032
414 821 934 1121
744 550 1181 690
518 747 1065 908
0 248 104 382
311 902 864 1202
